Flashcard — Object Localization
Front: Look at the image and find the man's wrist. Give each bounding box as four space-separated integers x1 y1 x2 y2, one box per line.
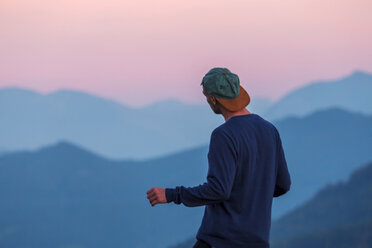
165 188 176 203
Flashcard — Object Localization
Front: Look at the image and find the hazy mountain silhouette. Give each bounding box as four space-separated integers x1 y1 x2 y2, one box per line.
270 161 372 248
0 141 208 248
263 71 372 121
2 71 371 159
0 87 271 160
169 162 372 248
272 221 372 248
1 108 372 248
272 107 372 217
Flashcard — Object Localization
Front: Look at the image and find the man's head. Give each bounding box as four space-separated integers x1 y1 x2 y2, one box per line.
201 67 250 113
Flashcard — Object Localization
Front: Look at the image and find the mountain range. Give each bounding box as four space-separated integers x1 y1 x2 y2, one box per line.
0 141 207 248
0 87 221 160
0 107 372 248
1 70 371 160
270 161 372 247
263 70 372 120
271 107 372 217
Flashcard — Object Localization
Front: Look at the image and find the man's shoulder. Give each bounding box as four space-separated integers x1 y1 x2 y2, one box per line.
210 124 235 145
251 113 276 128
251 114 279 133
213 114 279 140
211 125 228 138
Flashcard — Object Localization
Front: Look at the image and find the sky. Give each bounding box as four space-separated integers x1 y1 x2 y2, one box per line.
1 0 372 107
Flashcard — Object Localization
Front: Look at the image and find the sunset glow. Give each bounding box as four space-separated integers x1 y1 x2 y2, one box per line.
1 0 372 106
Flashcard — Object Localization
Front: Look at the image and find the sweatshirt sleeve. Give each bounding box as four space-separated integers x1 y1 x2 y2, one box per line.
165 129 237 207
273 127 291 197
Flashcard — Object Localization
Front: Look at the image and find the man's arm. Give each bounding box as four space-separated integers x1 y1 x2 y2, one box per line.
273 127 291 197
165 129 237 207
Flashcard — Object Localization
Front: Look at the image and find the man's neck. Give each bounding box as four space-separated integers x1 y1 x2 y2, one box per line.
222 108 251 122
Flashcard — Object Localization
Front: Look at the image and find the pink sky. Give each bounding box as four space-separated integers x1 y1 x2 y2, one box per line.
1 0 372 107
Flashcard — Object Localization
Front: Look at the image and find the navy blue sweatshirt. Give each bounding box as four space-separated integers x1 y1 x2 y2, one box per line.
165 113 291 248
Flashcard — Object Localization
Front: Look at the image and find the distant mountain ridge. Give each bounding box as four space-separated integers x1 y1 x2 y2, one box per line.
0 87 219 160
1 70 371 159
0 87 271 160
263 70 372 121
273 220 372 248
272 107 372 217
270 161 372 247
0 139 208 248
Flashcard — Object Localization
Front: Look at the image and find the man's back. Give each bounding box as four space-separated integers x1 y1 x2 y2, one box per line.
165 113 291 248
195 113 291 247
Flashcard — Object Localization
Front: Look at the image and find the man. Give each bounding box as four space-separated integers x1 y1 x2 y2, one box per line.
146 67 291 248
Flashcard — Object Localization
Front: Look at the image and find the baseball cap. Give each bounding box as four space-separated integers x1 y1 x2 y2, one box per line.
200 67 250 111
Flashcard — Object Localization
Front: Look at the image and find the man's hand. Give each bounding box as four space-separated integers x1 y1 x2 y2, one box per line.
146 187 167 207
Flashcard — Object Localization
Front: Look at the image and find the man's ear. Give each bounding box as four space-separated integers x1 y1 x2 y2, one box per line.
211 96 217 105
